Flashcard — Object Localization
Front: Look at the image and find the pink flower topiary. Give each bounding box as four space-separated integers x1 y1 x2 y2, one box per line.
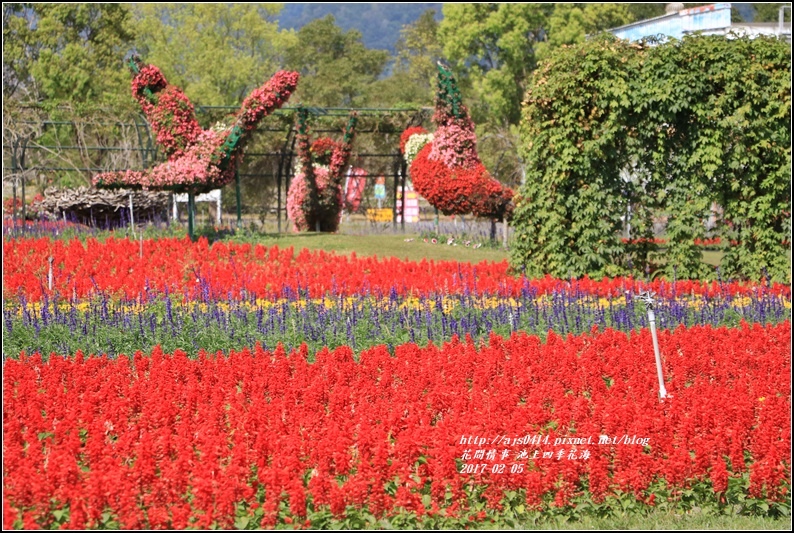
287 168 343 232
286 109 357 232
94 57 299 193
404 63 513 221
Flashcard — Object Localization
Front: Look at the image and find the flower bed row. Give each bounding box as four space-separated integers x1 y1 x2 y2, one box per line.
4 285 790 360
3 322 790 529
4 237 790 303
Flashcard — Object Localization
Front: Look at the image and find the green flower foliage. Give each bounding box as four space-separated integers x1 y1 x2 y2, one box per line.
513 33 791 282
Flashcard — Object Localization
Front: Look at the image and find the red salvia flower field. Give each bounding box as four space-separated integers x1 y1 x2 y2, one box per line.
4 237 790 302
3 323 790 528
2 235 791 528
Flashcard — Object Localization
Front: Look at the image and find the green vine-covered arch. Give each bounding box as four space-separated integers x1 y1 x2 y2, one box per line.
512 33 791 282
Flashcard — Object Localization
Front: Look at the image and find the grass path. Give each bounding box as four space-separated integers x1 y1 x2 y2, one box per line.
228 231 512 264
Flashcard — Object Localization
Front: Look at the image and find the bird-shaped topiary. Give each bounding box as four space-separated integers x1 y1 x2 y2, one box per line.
403 63 513 222
93 56 299 194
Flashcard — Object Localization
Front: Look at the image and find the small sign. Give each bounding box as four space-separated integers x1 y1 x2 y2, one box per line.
374 176 386 200
366 208 392 222
397 189 420 223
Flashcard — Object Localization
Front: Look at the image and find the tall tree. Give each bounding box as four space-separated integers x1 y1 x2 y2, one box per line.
392 9 443 105
752 3 792 22
285 15 389 108
3 3 135 110
365 9 443 108
131 3 295 107
625 3 668 22
535 3 634 61
438 3 552 127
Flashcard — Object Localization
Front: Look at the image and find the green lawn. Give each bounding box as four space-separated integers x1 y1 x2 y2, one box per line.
136 220 731 269
228 231 512 263
225 230 726 271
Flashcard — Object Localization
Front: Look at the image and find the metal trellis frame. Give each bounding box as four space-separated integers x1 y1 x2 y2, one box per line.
3 106 433 233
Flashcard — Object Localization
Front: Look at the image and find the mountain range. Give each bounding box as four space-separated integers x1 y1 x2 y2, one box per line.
277 3 442 53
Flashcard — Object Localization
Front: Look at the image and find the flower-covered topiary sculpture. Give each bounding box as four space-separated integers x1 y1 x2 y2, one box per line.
286 108 358 232
402 63 513 221
93 56 299 194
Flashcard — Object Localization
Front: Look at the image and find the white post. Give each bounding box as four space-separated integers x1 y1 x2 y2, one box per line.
172 194 178 220
636 291 668 400
648 307 668 399
216 189 222 226
48 256 53 292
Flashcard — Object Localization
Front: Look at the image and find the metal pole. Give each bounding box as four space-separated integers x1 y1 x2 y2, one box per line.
21 176 26 219
400 159 407 232
235 169 242 229
11 149 18 224
129 193 135 236
392 152 399 230
277 158 282 234
636 291 668 400
188 191 195 241
20 141 27 220
283 129 298 232
276 126 294 235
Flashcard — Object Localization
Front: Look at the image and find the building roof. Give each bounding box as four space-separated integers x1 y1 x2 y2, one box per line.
607 3 791 43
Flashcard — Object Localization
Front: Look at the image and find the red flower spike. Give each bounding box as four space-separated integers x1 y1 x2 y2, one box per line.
3 322 790 525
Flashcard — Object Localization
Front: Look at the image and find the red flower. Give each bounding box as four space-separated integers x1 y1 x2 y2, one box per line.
410 143 512 220
310 137 340 166
403 65 513 220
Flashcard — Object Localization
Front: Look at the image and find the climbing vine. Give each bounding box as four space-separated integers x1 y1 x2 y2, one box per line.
513 33 791 282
